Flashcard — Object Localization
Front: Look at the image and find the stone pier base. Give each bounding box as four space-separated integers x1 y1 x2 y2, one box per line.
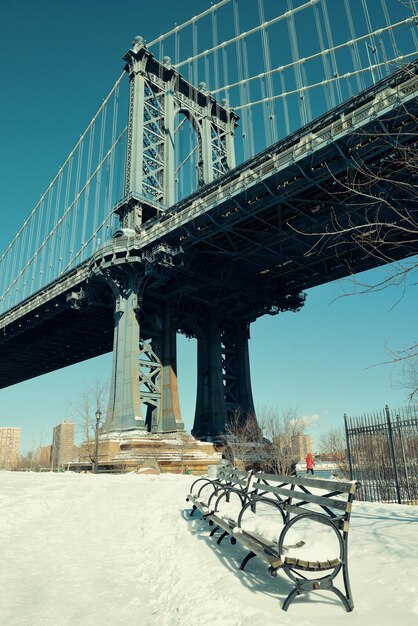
72 431 221 475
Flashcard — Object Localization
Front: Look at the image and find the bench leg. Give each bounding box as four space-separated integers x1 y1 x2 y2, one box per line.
282 575 354 612
239 551 256 571
189 505 197 517
328 583 354 612
209 525 220 537
342 564 355 611
217 531 229 545
282 588 300 611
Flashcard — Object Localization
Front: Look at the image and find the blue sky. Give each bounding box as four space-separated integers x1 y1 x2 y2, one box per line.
0 0 417 454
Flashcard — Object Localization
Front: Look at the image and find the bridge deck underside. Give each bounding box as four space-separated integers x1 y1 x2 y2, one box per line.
1 65 417 389
145 96 418 331
0 290 115 388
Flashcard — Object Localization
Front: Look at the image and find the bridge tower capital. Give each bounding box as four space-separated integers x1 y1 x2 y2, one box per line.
119 37 239 230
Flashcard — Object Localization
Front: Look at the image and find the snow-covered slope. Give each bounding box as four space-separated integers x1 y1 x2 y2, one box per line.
0 471 417 626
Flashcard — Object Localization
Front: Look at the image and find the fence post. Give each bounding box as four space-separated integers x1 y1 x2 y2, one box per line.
385 405 401 504
344 414 353 480
396 414 411 502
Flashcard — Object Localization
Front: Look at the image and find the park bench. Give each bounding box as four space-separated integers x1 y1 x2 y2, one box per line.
186 466 253 522
190 470 361 612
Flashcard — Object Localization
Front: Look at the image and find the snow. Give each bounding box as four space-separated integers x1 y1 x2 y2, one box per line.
1 471 417 626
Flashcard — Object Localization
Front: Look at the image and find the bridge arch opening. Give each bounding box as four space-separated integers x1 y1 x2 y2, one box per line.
173 109 201 203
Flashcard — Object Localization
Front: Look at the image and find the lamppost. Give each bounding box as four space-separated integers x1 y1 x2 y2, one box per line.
94 408 102 474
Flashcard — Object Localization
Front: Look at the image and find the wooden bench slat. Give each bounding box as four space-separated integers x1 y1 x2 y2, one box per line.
253 483 349 512
232 529 283 568
256 472 359 494
284 556 341 571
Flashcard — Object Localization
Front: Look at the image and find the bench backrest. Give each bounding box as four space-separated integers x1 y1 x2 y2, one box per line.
217 466 254 492
253 473 361 531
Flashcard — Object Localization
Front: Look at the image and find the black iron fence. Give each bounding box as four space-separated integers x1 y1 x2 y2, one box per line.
344 406 418 504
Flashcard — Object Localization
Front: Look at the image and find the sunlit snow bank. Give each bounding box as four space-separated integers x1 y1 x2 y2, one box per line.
0 471 417 626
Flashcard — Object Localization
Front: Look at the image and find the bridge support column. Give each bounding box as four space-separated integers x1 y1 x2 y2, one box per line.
105 273 145 432
105 275 185 434
222 322 255 421
193 310 226 439
146 302 184 433
192 314 256 440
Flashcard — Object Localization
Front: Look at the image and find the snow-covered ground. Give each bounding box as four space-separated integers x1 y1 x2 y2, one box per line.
0 471 417 626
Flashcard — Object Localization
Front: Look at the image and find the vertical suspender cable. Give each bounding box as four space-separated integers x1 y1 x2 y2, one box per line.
27 196 45 299
258 0 277 145
313 1 334 111
322 0 343 103
380 0 397 68
81 123 95 263
287 0 309 127
40 185 53 291
343 0 364 93
69 139 84 265
233 0 252 160
193 19 198 89
105 84 120 236
361 0 382 82
60 155 74 273
242 37 255 156
212 10 220 93
93 103 107 250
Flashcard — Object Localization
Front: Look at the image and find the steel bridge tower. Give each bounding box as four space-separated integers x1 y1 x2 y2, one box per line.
102 37 255 440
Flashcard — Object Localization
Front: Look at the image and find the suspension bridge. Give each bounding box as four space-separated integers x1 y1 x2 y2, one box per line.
1 0 418 444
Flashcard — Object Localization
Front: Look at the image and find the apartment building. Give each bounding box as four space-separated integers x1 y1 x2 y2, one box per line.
38 445 52 468
51 421 75 470
0 427 21 469
274 432 312 460
291 433 312 460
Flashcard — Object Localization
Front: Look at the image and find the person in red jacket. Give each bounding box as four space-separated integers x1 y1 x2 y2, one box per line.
305 452 315 477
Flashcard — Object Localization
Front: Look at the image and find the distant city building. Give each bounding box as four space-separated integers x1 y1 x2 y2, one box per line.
274 433 312 461
51 421 75 470
38 445 52 468
0 427 21 470
291 433 312 460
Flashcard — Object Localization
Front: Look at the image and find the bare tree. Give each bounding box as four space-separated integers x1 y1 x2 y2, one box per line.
222 407 262 469
294 64 418 390
299 61 418 283
318 427 350 479
71 379 109 465
403 357 418 402
17 449 40 471
223 406 307 474
258 406 305 475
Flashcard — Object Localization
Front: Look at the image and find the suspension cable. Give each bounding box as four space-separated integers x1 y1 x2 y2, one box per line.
0 72 126 265
210 16 416 96
234 51 418 110
147 0 233 48
174 0 321 70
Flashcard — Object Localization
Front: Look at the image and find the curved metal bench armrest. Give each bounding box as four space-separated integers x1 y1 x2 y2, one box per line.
212 485 250 512
190 477 211 493
190 477 219 498
237 495 286 528
278 511 344 560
